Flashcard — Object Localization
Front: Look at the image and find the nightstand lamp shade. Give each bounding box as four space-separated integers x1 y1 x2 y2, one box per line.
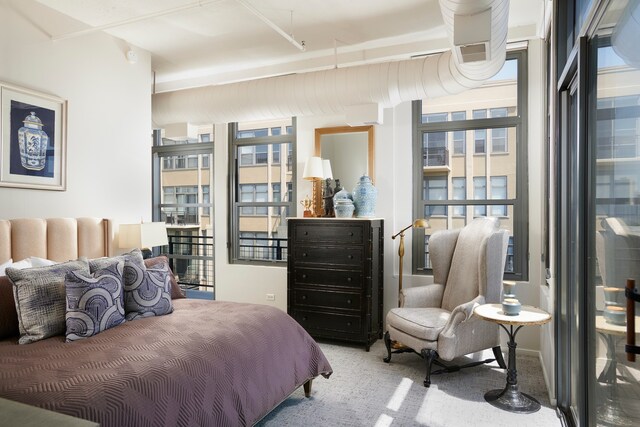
322 159 333 180
119 222 168 259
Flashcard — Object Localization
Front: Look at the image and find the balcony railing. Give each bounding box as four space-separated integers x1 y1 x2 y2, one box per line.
423 147 450 167
167 234 214 295
238 236 288 261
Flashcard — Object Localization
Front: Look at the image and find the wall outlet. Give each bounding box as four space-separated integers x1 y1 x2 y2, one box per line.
266 294 275 301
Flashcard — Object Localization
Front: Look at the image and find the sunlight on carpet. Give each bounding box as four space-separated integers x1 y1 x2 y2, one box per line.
257 340 562 427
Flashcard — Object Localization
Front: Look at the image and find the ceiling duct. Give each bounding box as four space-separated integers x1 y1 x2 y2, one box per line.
152 0 509 126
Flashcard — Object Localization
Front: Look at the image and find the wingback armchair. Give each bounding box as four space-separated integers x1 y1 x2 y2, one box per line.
383 217 509 387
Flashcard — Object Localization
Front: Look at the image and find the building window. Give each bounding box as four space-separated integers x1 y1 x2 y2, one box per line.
230 118 296 264
452 177 466 216
490 176 507 216
473 177 487 217
423 176 448 216
414 51 527 280
451 111 466 154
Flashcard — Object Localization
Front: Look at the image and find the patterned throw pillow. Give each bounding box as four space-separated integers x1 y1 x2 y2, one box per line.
125 259 173 320
7 259 90 344
144 255 185 299
65 260 126 342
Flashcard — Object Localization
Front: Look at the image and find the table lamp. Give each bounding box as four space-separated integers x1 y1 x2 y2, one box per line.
302 156 324 216
119 222 169 259
392 219 429 306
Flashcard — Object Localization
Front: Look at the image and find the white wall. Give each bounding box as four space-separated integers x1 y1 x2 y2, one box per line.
0 4 152 230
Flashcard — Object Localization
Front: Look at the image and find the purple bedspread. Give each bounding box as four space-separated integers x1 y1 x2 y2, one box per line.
0 299 332 426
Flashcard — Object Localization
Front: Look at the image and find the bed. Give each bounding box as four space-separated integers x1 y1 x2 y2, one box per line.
0 218 332 426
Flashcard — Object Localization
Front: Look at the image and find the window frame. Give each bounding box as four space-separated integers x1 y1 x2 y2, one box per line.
228 119 297 265
412 50 529 281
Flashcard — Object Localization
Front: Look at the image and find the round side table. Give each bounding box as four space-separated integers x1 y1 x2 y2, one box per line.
595 315 640 426
474 303 551 414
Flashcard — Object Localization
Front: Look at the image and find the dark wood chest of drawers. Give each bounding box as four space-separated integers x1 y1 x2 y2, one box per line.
287 218 384 351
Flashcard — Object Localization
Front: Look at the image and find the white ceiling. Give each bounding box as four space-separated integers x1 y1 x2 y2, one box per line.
25 0 544 92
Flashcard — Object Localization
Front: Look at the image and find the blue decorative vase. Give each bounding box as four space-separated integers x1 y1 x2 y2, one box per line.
352 175 377 218
334 200 355 218
18 112 48 171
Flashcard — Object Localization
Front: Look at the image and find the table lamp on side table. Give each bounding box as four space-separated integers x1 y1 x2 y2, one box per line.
119 222 168 259
302 156 324 217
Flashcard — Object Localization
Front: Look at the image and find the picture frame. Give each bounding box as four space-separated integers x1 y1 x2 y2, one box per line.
0 82 67 191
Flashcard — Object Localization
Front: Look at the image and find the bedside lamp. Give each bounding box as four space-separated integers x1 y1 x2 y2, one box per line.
302 156 324 217
392 219 429 306
119 222 168 259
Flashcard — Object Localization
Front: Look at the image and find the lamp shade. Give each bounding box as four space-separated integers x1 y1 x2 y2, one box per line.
322 159 333 179
119 222 168 249
303 156 324 180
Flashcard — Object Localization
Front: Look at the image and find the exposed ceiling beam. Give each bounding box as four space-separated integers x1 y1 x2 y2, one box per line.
50 0 224 41
234 0 306 51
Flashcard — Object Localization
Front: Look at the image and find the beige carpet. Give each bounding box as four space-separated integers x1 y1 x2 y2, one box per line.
257 339 561 427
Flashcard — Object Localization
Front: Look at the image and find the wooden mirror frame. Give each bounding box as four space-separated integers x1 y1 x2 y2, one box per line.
312 125 375 215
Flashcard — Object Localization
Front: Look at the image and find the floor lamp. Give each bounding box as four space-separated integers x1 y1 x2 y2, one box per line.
392 219 430 306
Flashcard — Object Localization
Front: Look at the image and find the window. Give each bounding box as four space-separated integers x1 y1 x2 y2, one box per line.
423 176 447 216
230 118 296 264
452 178 465 216
473 177 487 217
414 51 527 280
152 128 215 296
451 111 466 154
490 176 507 216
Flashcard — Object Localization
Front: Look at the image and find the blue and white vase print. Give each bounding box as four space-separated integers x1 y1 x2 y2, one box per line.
18 112 48 171
352 175 377 218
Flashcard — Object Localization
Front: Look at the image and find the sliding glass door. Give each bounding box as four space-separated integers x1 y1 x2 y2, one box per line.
589 2 640 424
556 1 640 425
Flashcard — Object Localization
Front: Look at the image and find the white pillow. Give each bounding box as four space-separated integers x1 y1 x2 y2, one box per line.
9 258 33 270
0 258 13 276
29 257 58 268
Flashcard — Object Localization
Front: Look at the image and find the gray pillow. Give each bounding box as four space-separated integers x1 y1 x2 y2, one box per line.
89 248 146 289
125 259 173 320
65 260 126 342
7 259 90 344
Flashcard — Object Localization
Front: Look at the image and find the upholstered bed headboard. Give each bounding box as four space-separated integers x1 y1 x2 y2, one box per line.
0 218 112 264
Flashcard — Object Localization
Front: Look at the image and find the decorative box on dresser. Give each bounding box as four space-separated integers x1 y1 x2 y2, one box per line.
287 218 384 351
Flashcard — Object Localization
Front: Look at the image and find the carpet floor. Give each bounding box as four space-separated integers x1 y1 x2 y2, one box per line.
257 339 561 427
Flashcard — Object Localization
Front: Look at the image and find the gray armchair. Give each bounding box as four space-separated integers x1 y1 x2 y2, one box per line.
383 217 509 387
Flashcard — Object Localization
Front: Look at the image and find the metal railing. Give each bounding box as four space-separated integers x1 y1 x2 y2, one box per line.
238 236 288 261
167 234 214 293
423 147 450 167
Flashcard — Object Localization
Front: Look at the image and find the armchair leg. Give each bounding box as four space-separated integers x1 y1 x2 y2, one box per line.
492 346 507 369
383 331 392 363
421 349 437 387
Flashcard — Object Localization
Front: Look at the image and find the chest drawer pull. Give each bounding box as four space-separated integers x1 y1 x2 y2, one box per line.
349 231 354 236
304 231 309 235
347 299 352 304
301 295 307 300
302 274 307 279
302 252 308 257
347 321 352 326
348 255 353 259
347 277 352 282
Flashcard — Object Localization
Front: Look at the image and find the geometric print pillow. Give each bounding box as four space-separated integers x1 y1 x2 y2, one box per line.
64 260 126 342
124 259 173 321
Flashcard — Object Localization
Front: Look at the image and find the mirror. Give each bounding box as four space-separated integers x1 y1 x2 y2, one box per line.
314 126 374 211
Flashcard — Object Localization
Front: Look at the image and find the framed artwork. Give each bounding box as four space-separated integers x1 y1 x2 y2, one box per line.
0 82 67 190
